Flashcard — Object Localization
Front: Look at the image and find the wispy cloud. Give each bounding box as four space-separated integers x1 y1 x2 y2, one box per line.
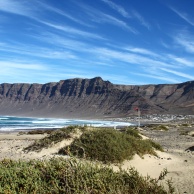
93 47 173 69
101 0 129 18
0 60 50 83
125 47 158 57
0 58 102 83
174 32 194 53
101 13 137 33
170 6 194 26
160 39 170 49
131 10 150 29
36 1 92 27
0 0 93 30
160 68 194 80
76 2 137 34
40 21 105 40
168 55 194 67
133 72 180 83
0 60 86 84
0 60 47 71
0 0 38 18
0 40 77 60
30 32 91 53
100 1 151 31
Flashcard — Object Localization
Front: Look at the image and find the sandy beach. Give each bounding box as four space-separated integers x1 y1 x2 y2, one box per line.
0 126 194 194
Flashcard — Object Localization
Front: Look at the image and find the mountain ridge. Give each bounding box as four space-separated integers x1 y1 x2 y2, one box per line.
0 77 194 118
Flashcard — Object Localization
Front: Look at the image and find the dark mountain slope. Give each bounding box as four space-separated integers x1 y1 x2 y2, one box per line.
0 77 193 118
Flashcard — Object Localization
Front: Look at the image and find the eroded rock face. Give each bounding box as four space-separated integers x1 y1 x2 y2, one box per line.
0 77 193 118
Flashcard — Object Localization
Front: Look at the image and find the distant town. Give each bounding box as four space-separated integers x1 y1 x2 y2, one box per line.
111 114 194 125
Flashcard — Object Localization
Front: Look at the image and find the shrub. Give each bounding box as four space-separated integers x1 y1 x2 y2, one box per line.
123 127 142 139
179 131 189 135
24 125 86 152
60 125 86 133
0 158 173 194
130 139 163 157
59 128 163 163
24 129 71 152
59 128 135 163
149 125 169 131
181 123 190 127
27 129 53 135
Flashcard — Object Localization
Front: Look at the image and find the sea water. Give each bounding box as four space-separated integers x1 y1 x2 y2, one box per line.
0 116 132 132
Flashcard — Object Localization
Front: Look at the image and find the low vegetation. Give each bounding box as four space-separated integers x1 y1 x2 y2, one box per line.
18 129 53 135
122 127 142 139
179 131 189 136
24 126 85 152
0 158 174 194
58 127 163 163
146 124 169 131
180 123 190 127
0 126 173 193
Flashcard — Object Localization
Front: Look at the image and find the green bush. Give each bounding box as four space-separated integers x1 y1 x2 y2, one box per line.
24 125 86 152
179 131 189 135
59 128 163 163
0 158 173 194
60 125 86 133
24 129 71 152
27 129 53 135
148 125 169 131
130 139 163 158
181 123 190 127
123 127 142 139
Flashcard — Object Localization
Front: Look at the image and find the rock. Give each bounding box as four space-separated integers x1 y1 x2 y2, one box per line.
0 77 194 118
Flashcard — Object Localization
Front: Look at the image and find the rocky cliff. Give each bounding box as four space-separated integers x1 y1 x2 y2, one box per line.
0 77 194 118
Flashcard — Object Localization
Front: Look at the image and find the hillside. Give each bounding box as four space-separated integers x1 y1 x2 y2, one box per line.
0 77 194 118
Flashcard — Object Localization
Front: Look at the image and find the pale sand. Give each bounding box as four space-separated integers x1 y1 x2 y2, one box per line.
0 129 194 193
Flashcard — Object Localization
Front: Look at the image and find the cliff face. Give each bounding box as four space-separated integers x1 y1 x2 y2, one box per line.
0 77 194 118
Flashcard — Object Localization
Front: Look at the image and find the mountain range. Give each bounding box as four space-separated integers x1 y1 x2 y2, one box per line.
0 77 194 118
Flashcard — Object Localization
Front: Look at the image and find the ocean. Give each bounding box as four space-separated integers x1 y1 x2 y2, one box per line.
0 116 132 132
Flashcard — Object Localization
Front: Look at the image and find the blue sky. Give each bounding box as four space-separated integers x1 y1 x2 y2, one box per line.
0 0 194 85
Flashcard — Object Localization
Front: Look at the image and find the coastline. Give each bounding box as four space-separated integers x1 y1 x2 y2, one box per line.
0 115 133 132
0 124 194 193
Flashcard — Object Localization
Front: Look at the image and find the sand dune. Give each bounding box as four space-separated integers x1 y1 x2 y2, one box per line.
0 127 194 193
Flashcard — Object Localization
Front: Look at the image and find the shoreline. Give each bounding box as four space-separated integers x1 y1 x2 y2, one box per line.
0 124 194 193
0 115 134 132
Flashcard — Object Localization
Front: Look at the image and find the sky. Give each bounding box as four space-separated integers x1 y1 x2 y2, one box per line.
0 0 194 85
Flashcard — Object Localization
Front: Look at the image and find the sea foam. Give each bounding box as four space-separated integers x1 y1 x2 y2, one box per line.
0 116 132 131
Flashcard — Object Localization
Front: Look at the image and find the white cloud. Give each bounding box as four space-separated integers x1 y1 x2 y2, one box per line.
0 0 92 30
133 72 180 83
30 32 92 53
0 61 47 70
93 47 173 69
174 32 194 53
40 21 105 40
0 41 76 60
101 0 129 18
131 10 150 29
101 13 137 33
0 0 38 18
36 1 92 27
160 40 170 49
170 6 194 26
160 68 194 80
125 47 158 57
76 2 137 34
168 55 194 67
